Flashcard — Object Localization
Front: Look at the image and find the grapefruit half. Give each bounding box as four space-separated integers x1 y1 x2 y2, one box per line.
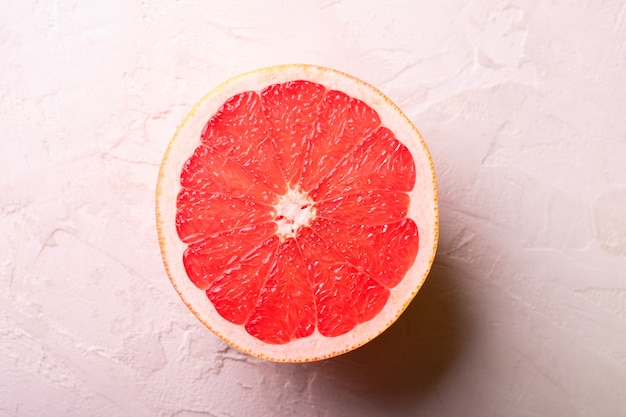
156 64 438 362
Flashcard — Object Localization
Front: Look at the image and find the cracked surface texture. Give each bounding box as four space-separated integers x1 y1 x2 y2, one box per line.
1 0 625 416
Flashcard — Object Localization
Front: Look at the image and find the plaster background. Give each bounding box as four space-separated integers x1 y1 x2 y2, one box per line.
1 1 625 416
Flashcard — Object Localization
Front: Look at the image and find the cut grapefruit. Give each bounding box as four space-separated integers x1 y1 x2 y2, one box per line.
156 64 438 362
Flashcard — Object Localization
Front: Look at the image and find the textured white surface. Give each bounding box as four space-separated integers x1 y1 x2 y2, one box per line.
1 0 625 416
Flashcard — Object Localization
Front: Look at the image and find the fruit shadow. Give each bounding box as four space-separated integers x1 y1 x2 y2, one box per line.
322 258 469 403
266 254 473 409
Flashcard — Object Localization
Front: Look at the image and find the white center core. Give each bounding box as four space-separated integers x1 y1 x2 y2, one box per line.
274 188 316 240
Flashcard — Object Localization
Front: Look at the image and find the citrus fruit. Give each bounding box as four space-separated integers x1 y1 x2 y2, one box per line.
156 64 438 362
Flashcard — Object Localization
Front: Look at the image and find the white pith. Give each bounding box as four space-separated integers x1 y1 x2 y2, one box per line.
274 188 316 241
156 64 439 362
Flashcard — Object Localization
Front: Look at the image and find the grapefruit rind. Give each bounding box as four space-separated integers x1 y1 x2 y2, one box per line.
156 64 439 362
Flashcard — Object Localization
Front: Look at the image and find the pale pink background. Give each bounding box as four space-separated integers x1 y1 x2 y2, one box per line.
1 1 625 416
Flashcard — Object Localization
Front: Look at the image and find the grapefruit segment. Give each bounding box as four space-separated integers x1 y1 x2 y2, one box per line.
314 189 409 225
206 235 280 325
244 238 316 344
176 189 275 243
180 145 277 204
201 91 286 194
299 89 381 192
299 228 390 337
311 218 419 288
182 223 278 290
310 126 416 201
261 80 325 187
